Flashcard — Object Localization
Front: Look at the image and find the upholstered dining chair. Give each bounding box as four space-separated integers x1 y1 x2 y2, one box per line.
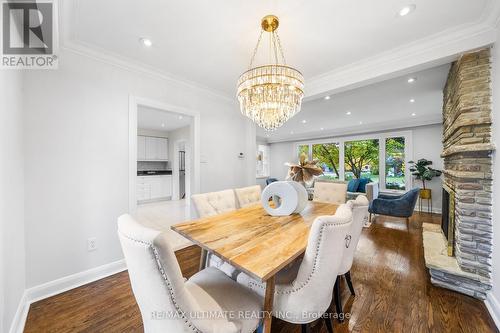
237 202 354 333
191 189 237 218
333 195 369 322
313 181 348 205
117 215 262 333
235 185 262 208
191 189 238 278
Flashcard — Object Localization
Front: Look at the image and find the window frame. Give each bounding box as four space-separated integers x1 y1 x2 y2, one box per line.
294 130 413 193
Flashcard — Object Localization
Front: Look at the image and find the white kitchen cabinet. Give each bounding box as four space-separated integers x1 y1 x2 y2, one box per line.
137 175 172 202
137 136 146 161
140 136 168 161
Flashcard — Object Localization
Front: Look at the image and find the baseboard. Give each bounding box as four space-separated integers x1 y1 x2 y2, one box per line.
8 291 29 333
414 207 442 214
9 259 127 333
485 293 500 330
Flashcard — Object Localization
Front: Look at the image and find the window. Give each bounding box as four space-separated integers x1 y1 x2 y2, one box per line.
312 143 340 179
297 144 309 159
294 131 410 192
385 137 405 190
256 144 270 177
344 139 379 182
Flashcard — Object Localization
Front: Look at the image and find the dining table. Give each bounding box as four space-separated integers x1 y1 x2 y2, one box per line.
171 200 338 333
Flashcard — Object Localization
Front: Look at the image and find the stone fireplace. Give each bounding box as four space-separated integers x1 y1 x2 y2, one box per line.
422 48 495 299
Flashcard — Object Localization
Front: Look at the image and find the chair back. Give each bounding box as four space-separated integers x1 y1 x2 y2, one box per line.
403 188 420 211
191 189 237 218
273 202 353 322
338 195 369 274
117 215 197 332
313 181 347 204
235 185 261 208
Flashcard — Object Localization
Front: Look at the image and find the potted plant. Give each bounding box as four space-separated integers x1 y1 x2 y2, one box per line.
408 159 442 199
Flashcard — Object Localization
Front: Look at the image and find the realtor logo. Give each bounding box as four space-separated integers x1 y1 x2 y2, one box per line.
2 1 58 69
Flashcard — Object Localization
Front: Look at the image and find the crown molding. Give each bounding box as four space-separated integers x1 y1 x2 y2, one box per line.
59 0 236 107
305 2 500 100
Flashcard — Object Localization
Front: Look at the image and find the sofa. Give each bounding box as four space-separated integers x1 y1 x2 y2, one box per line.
311 178 379 203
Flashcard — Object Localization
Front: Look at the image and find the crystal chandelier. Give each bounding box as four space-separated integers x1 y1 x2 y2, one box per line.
237 15 304 131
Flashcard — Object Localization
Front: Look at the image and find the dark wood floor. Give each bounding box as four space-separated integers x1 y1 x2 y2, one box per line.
25 213 498 333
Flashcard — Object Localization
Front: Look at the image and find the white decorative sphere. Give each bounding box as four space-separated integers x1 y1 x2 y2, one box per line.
261 181 308 216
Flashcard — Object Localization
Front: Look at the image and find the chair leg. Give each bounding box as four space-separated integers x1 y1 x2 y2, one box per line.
334 276 343 322
301 323 310 333
345 271 355 296
323 316 334 333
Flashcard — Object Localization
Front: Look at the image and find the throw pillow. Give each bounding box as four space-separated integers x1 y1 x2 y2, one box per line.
347 179 361 192
358 178 372 193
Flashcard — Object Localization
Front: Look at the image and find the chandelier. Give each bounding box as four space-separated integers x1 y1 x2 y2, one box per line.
237 15 304 131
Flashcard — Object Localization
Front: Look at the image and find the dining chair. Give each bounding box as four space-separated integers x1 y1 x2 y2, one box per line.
236 202 354 333
117 214 262 333
191 189 237 218
191 189 238 277
235 185 262 208
333 195 369 322
313 181 348 205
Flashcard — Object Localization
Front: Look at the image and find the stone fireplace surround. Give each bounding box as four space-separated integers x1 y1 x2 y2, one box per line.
423 48 495 299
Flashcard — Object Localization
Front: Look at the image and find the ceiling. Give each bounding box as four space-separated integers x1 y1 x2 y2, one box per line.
66 0 493 97
258 63 450 142
138 106 191 132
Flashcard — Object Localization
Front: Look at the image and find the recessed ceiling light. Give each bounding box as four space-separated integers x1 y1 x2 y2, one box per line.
324 96 331 100
178 115 183 120
411 112 416 116
407 77 416 83
301 119 307 124
346 111 352 115
398 4 416 17
359 121 363 125
140 38 153 47
290 131 294 134
161 123 165 127
320 127 324 131
410 98 415 103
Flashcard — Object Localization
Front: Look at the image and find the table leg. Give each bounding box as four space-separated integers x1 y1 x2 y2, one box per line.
263 276 276 333
199 248 208 271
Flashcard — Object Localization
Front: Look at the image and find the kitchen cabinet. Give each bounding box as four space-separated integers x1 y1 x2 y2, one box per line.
137 175 172 202
138 135 168 161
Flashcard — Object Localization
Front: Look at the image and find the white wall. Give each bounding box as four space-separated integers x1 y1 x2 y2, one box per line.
269 124 444 210
22 48 255 288
412 124 444 212
488 25 500 327
0 71 25 332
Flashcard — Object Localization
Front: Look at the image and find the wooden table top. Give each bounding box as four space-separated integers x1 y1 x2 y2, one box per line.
171 201 338 281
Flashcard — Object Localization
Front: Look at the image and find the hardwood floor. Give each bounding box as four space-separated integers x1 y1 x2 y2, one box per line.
24 213 498 333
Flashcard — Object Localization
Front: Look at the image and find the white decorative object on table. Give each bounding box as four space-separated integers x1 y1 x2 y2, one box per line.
261 181 308 216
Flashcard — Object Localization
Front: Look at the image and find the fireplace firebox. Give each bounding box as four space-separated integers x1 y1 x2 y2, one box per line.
441 185 455 257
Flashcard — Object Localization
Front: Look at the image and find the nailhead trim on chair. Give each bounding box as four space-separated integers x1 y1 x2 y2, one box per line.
119 232 201 333
248 219 351 295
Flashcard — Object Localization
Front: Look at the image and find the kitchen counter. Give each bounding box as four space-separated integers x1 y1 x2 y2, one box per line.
137 170 172 176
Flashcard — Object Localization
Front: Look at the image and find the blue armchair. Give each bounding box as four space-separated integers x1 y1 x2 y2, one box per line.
368 188 420 223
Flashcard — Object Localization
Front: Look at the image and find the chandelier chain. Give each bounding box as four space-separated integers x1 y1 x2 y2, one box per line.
274 32 287 64
249 29 264 69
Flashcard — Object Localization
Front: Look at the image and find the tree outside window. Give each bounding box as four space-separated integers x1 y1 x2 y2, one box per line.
297 145 309 159
344 139 379 181
312 143 339 179
385 137 405 190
